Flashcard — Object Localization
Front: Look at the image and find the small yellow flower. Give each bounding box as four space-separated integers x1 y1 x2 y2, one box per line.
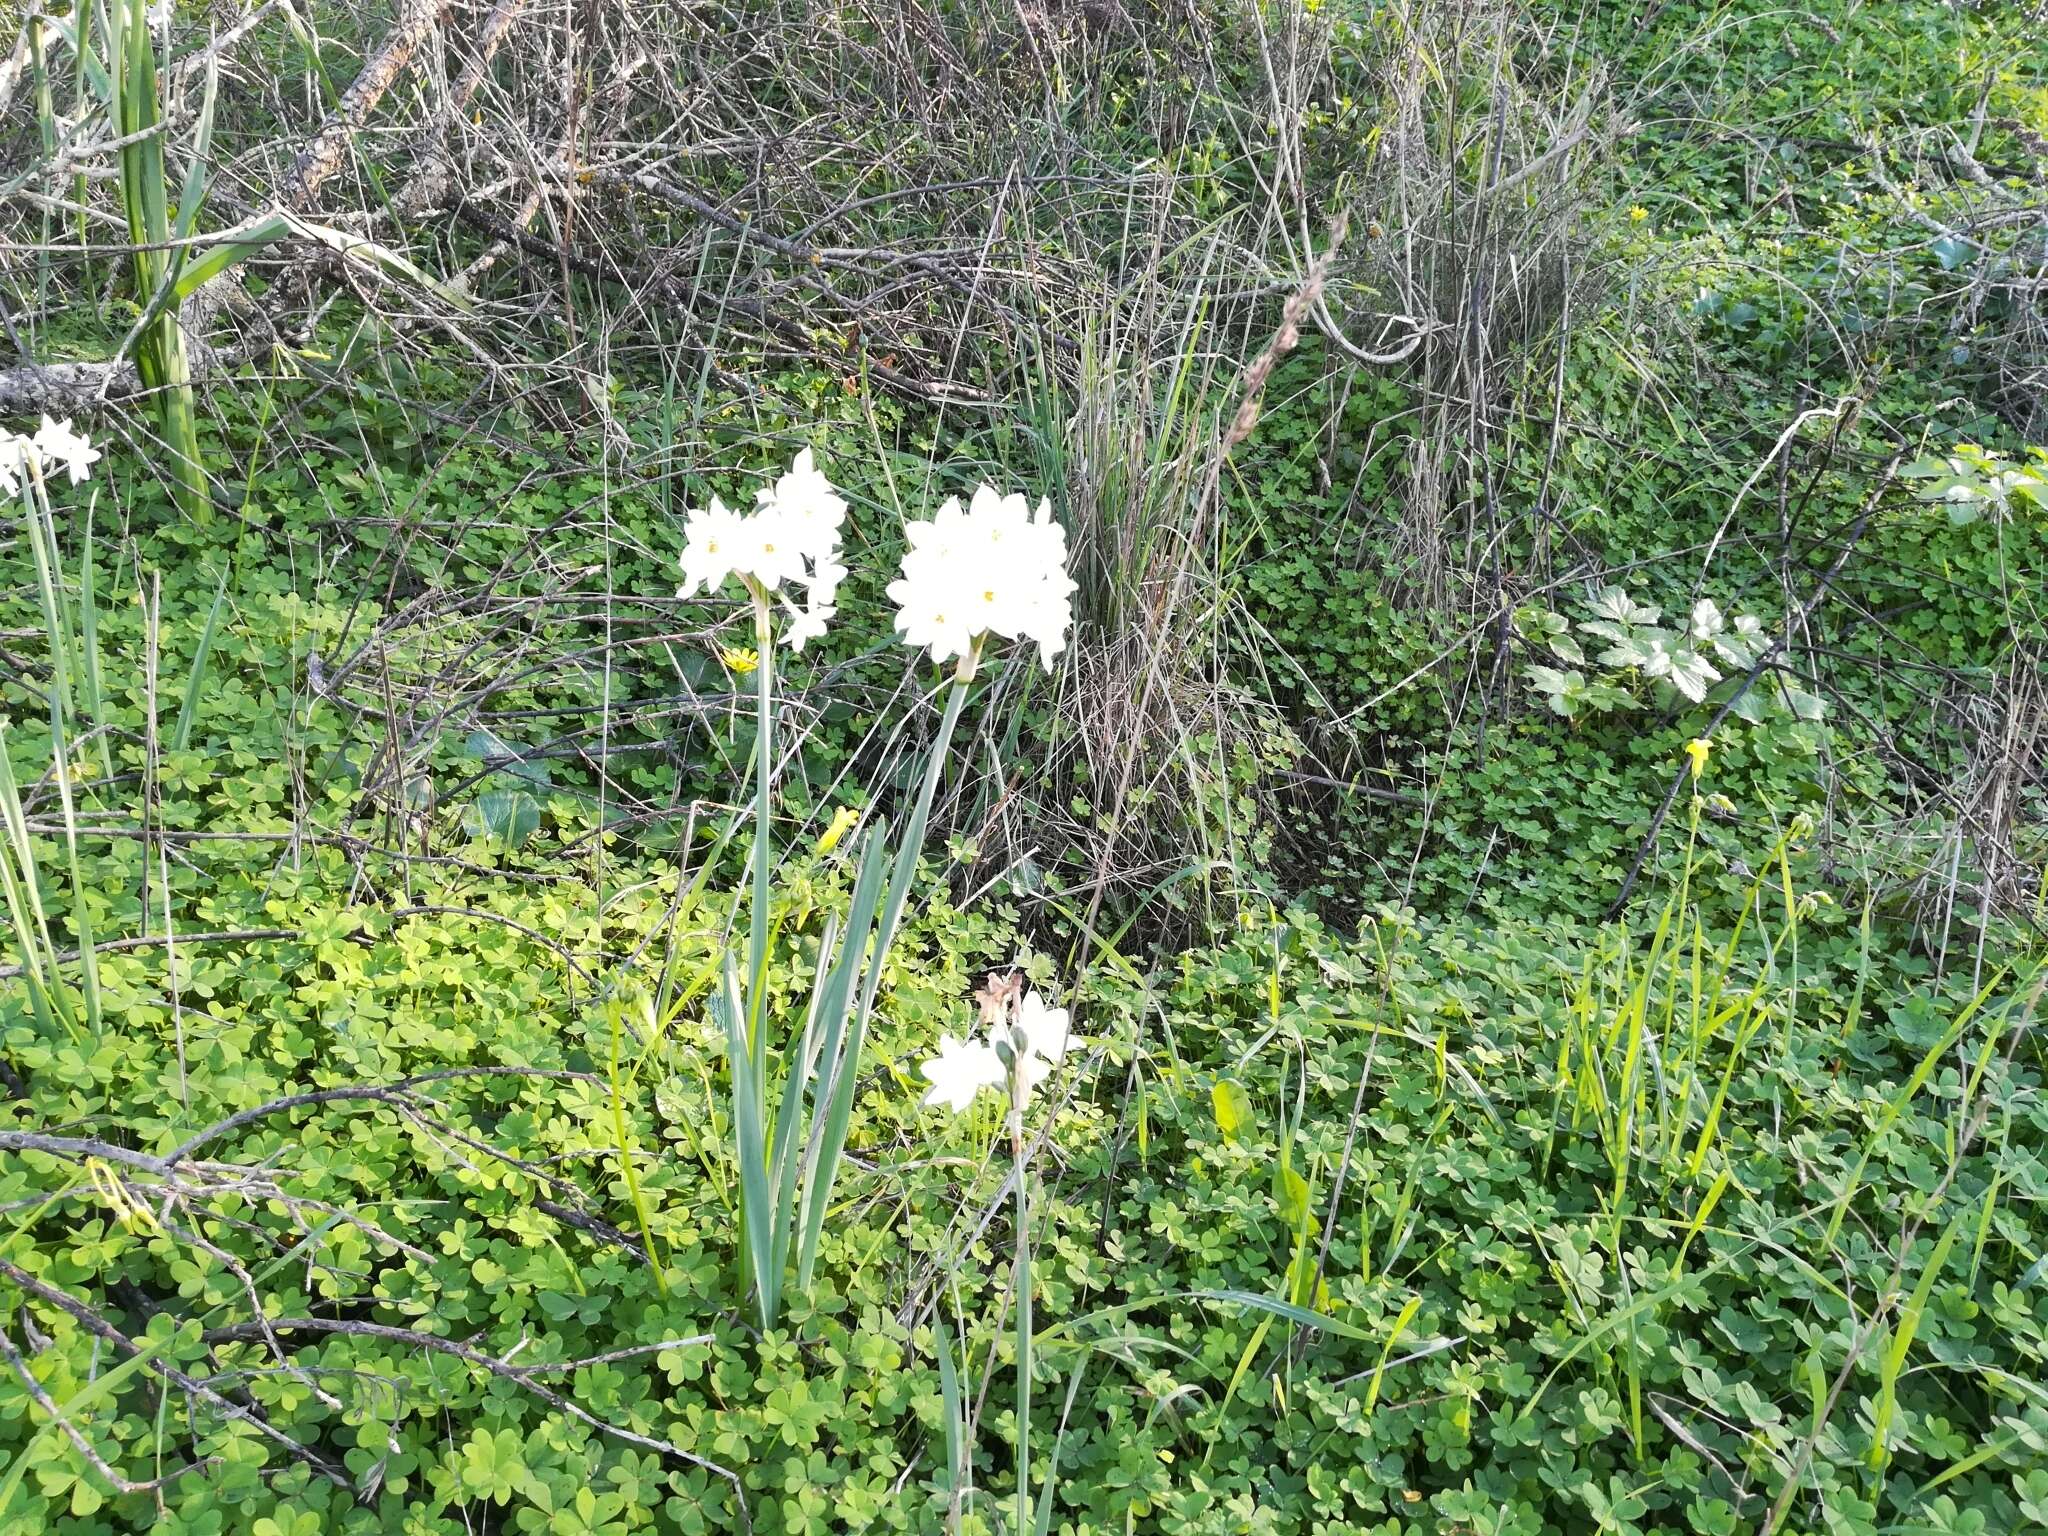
815 805 860 855
720 645 759 675
86 1158 157 1234
1629 204 1650 224
1684 737 1712 779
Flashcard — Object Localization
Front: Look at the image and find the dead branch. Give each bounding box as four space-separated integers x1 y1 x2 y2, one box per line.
288 0 456 211
0 1257 351 1488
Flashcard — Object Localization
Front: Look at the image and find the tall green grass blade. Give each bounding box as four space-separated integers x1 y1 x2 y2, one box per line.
1211 1311 1275 1460
76 503 112 779
171 562 230 753
45 696 101 1037
608 998 667 1293
1822 973 2002 1247
1364 1294 1423 1413
935 1304 968 1528
1031 1365 1089 1536
29 16 56 311
22 479 79 738
1869 1211 1965 1471
0 721 80 1041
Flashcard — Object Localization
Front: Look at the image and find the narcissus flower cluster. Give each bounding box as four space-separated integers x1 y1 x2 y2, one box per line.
921 974 1073 1112
0 416 101 495
888 486 1076 668
680 449 849 651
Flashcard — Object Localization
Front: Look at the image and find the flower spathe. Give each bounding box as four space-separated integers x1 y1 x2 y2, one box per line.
679 449 849 650
888 485 1075 668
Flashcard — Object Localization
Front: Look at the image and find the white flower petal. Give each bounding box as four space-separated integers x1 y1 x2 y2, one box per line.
24 417 100 487
1013 990 1071 1063
921 1033 1004 1112
0 435 27 497
680 496 744 597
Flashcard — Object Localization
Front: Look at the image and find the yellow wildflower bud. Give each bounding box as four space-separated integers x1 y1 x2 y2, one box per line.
815 805 860 855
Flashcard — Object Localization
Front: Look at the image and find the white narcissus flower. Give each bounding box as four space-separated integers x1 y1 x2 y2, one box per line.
888 484 1075 666
1006 988 1072 1097
680 496 745 597
0 434 28 497
759 448 847 569
724 503 804 591
921 982 1076 1111
781 597 833 653
890 577 977 664
1013 990 1071 1065
921 1033 1004 1113
32 417 101 485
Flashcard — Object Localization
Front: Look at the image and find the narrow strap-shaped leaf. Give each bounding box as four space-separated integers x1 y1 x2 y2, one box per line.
717 957 777 1329
855 677 970 1024
77 504 111 779
171 562 231 753
791 821 892 1288
1822 972 2003 1247
169 53 218 267
803 823 890 1091
769 912 840 1184
606 1000 666 1294
745 608 774 1064
764 914 840 1286
794 678 971 1291
37 13 114 101
45 695 100 1037
0 722 79 1039
796 677 974 1292
934 1305 966 1511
